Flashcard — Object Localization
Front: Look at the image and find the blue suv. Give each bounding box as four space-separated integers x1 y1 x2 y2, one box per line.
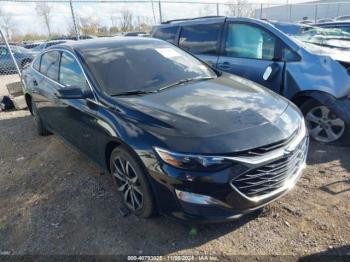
152 16 350 145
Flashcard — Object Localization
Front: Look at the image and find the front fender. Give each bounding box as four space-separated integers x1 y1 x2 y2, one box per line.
283 52 350 99
300 91 350 125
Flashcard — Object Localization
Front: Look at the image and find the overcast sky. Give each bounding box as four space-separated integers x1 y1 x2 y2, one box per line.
0 0 319 36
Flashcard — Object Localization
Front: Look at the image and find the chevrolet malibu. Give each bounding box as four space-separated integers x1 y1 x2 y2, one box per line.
22 38 308 223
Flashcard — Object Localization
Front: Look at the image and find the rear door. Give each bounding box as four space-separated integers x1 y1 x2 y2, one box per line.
178 22 223 67
217 21 285 93
33 50 62 132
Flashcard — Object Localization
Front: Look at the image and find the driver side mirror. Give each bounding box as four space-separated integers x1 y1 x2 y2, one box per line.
263 63 280 81
56 86 89 99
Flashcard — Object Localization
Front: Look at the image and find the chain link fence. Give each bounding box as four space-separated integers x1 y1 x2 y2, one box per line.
1 0 350 101
1 1 350 43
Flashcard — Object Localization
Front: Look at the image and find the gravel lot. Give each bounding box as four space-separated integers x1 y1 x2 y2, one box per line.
0 77 349 258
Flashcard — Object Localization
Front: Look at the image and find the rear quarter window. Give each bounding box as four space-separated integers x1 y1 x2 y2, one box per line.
40 51 60 81
153 26 179 44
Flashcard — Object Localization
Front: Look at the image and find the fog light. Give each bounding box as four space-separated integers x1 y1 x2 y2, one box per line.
175 189 231 208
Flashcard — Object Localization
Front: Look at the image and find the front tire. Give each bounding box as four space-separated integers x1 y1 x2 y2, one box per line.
301 99 349 145
110 146 155 218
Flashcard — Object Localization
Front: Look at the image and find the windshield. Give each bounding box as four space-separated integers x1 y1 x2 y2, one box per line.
293 26 350 42
290 26 350 49
81 40 217 96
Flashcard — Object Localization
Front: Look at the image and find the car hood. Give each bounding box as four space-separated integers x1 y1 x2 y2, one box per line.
115 75 297 153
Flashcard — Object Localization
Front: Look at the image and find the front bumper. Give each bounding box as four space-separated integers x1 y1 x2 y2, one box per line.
148 129 309 223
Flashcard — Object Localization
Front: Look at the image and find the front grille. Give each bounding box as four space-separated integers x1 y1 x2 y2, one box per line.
231 136 308 200
243 127 299 156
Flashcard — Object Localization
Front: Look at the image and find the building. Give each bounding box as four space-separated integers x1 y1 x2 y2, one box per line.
256 0 350 22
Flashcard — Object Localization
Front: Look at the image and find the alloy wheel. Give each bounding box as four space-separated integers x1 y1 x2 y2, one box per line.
112 156 143 211
305 105 345 143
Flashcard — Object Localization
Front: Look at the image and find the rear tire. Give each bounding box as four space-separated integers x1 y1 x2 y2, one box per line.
31 100 51 136
110 146 155 218
301 99 349 145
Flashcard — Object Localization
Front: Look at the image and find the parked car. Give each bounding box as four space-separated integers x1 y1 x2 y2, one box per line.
123 31 147 36
317 18 334 23
335 15 350 21
0 44 35 74
31 40 72 53
297 20 314 25
51 35 96 41
273 22 350 50
315 21 350 34
152 17 350 144
22 41 44 49
22 38 308 223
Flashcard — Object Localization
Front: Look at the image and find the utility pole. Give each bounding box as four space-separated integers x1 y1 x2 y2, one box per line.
158 1 162 23
69 0 80 40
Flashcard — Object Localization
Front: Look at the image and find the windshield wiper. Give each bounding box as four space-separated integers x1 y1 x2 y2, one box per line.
112 90 157 96
157 77 215 92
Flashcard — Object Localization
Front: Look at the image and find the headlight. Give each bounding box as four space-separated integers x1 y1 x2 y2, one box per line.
154 147 231 171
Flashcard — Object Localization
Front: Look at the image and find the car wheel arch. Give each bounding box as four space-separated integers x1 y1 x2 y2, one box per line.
104 138 160 211
25 93 33 115
104 138 144 174
291 90 336 108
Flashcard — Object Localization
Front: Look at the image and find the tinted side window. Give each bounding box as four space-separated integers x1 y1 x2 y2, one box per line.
40 51 60 81
282 47 300 62
225 23 276 60
179 23 222 55
59 52 87 89
153 26 178 44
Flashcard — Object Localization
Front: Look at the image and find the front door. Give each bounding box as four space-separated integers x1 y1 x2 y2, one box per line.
217 21 285 94
56 51 99 159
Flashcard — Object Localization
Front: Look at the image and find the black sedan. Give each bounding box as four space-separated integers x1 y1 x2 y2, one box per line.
22 38 308 223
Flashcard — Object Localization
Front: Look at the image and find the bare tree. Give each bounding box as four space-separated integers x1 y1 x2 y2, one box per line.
119 9 133 32
226 0 254 18
0 8 13 39
79 17 100 36
134 16 152 32
35 2 53 38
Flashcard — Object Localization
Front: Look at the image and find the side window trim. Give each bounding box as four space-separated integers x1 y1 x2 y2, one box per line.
31 49 97 101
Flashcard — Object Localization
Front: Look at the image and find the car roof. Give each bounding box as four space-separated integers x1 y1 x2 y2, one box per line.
315 21 350 26
49 37 165 53
156 16 273 28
